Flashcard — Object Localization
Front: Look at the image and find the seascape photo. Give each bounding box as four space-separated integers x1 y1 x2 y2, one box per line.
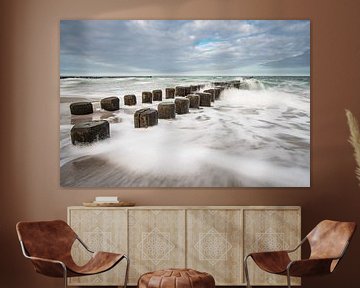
60 20 310 187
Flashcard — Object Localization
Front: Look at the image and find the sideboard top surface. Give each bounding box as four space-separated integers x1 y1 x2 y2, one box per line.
68 205 301 210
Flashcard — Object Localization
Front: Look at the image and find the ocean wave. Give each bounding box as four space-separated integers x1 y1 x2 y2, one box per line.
60 78 310 187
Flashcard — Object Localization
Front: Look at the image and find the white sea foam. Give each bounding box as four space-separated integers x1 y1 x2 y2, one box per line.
60 76 310 187
240 78 266 90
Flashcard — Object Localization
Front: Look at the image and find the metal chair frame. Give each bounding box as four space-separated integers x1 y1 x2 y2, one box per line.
19 234 129 288
244 237 349 288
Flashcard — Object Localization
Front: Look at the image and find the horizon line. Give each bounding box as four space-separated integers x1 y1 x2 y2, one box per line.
60 74 310 78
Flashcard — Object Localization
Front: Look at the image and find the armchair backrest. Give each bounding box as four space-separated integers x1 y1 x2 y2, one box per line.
307 220 356 261
16 220 77 261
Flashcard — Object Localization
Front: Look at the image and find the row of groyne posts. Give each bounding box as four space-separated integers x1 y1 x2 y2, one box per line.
69 80 242 145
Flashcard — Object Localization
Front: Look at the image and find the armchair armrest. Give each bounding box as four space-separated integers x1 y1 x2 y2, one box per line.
285 237 307 253
246 236 306 259
19 240 67 277
25 255 67 278
287 239 351 277
76 235 94 254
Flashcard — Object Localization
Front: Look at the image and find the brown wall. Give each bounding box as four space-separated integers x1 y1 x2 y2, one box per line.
1 0 360 287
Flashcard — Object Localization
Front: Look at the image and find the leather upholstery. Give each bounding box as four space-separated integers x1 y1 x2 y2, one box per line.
138 269 215 288
16 220 124 278
307 220 356 260
250 251 291 274
248 220 356 277
287 258 334 277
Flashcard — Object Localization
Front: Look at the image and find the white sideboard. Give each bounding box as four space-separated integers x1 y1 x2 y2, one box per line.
67 206 301 286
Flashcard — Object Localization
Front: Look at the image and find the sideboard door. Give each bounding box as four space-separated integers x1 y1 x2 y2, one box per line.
186 209 243 285
68 208 128 286
128 209 186 284
243 208 301 286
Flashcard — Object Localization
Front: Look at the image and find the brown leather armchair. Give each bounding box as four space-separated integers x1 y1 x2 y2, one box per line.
16 220 129 288
244 220 356 288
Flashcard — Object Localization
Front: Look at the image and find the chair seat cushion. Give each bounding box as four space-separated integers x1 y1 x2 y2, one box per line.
138 268 215 288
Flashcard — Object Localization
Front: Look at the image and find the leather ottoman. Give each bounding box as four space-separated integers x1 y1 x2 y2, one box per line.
138 268 215 288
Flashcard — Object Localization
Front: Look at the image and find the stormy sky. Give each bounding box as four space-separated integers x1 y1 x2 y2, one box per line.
60 20 310 76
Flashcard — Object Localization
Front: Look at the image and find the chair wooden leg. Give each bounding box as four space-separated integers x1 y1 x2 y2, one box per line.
123 255 130 288
244 255 252 288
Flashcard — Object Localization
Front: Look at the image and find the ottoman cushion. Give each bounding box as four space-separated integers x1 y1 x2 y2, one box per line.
138 268 215 288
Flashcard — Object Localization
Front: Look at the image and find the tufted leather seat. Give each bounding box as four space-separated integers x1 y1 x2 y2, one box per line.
138 268 215 288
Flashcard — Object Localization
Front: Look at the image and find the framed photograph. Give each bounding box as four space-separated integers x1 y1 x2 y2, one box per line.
60 20 310 187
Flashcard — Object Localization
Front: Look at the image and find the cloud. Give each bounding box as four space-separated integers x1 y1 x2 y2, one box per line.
60 20 310 76
262 50 310 68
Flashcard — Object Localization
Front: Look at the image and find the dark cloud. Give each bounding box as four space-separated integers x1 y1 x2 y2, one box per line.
60 20 310 76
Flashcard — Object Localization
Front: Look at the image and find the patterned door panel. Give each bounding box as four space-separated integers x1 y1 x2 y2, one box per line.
187 209 243 285
68 209 127 286
244 209 301 286
128 209 186 284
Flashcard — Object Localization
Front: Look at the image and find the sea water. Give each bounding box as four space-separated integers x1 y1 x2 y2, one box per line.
60 76 310 187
